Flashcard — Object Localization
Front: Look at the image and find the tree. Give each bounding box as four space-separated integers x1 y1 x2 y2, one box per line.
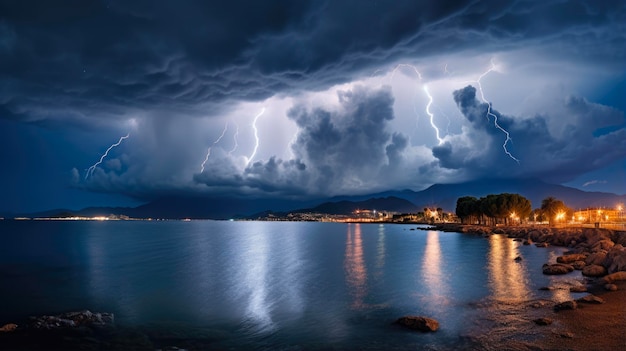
456 196 479 224
457 193 531 226
541 196 568 225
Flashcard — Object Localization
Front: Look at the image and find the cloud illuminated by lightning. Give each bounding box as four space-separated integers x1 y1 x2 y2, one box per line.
85 134 129 179
388 64 444 145
247 107 266 166
475 60 520 163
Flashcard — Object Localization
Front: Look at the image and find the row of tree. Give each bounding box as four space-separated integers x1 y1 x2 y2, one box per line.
455 194 570 226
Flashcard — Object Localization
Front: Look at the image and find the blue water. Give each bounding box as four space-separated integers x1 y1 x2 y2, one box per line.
0 221 584 350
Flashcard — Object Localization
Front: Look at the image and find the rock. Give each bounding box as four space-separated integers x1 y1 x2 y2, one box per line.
569 285 587 293
538 286 552 291
523 239 532 245
0 323 18 332
554 300 577 312
591 239 614 252
533 318 553 326
582 264 607 277
572 260 586 270
542 263 574 275
602 271 626 283
604 284 618 291
576 294 605 304
493 228 505 234
395 316 439 332
603 245 626 274
557 253 587 264
585 251 607 266
535 242 549 248
29 310 114 330
514 256 523 262
558 331 575 338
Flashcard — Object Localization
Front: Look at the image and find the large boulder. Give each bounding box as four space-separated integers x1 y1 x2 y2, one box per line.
582 264 607 277
602 271 626 284
585 251 607 266
395 316 439 332
557 253 587 264
603 245 626 273
542 263 574 275
591 239 614 252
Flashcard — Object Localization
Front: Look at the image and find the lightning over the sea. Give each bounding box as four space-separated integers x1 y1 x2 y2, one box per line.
389 64 444 145
247 107 266 166
475 60 520 163
200 122 229 173
85 134 129 179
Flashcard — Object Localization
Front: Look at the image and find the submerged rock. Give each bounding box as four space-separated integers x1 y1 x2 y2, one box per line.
554 300 577 312
576 294 605 304
395 316 439 332
604 283 618 291
533 317 553 326
569 285 587 293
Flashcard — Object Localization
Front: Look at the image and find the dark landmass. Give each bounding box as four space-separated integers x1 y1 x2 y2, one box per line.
7 178 625 220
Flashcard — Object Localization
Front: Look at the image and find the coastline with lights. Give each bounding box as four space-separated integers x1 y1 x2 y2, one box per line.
430 222 626 349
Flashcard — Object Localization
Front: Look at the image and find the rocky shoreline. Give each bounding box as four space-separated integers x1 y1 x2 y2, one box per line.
431 223 626 350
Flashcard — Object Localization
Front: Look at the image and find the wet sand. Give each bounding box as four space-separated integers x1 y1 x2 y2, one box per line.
533 281 626 351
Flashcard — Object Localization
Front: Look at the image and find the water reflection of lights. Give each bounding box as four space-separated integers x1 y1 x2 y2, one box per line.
487 235 530 303
344 223 367 309
375 224 386 275
421 230 449 307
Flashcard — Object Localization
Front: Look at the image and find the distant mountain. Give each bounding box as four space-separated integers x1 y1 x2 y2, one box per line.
291 196 419 215
13 178 625 219
376 178 625 211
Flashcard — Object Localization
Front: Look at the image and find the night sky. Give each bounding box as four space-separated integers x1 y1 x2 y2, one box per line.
1 0 625 213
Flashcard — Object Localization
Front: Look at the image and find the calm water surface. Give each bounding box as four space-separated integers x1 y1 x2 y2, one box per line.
0 221 584 350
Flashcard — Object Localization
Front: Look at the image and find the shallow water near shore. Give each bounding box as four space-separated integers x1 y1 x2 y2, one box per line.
0 221 587 350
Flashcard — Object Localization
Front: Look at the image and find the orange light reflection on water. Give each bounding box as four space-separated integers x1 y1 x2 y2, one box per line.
344 223 367 309
487 235 530 303
421 230 449 308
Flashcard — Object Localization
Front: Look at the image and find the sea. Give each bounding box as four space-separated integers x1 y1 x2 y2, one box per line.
0 220 587 350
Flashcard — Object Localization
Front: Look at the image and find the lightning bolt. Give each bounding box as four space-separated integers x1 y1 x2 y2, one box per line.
200 122 229 173
423 85 444 145
85 134 129 179
475 60 520 163
247 107 266 166
228 121 239 155
389 64 444 145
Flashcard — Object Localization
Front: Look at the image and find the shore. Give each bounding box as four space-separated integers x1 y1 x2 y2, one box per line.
433 223 626 351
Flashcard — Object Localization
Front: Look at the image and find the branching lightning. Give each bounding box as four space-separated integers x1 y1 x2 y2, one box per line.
389 64 444 145
475 60 520 163
200 122 229 173
247 107 266 166
85 134 129 179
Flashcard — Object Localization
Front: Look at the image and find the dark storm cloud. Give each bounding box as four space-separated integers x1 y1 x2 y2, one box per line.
193 85 406 197
433 86 626 182
0 0 623 128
